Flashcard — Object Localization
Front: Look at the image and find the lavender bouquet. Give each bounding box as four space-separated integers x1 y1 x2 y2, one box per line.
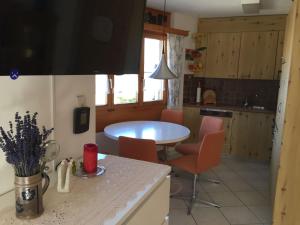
0 112 54 177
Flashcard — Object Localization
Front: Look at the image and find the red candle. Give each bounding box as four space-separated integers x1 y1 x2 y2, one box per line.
83 144 98 173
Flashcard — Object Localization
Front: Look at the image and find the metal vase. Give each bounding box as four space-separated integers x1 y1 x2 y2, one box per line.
14 172 50 219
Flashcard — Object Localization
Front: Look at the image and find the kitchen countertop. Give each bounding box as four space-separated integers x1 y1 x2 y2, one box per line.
183 103 276 114
0 155 171 225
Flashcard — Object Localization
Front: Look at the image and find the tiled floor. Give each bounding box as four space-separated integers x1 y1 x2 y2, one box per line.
169 156 272 225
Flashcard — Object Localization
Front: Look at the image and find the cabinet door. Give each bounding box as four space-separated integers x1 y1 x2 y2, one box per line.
231 112 274 161
125 176 170 225
183 107 202 143
223 117 233 155
248 113 274 161
238 31 279 80
206 33 241 79
230 112 249 157
247 113 263 159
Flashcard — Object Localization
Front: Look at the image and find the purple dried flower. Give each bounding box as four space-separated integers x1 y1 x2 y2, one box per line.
0 112 54 177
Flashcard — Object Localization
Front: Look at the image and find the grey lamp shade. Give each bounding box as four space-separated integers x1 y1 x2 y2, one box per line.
149 52 177 80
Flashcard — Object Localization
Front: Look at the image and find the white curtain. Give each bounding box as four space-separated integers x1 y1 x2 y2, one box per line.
167 34 185 109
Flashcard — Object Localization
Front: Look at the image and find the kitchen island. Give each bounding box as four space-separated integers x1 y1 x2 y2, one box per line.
0 155 171 225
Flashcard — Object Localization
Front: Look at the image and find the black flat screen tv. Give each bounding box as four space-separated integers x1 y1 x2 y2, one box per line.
0 0 146 75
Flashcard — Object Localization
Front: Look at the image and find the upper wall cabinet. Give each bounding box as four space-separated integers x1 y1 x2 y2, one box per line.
238 31 279 80
206 33 241 79
195 15 286 80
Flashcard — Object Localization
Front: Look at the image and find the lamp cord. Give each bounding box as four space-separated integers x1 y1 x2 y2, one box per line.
162 0 167 54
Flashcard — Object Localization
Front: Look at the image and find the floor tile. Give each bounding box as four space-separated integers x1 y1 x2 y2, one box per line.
200 170 220 180
249 206 273 223
169 208 197 225
208 191 244 207
214 170 241 181
224 162 249 172
192 207 230 225
212 164 232 173
235 191 270 206
224 179 256 192
236 171 258 180
200 181 230 193
250 179 270 191
259 190 272 201
170 198 187 209
220 206 261 224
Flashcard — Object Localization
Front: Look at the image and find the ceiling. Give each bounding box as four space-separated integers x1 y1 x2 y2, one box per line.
146 0 291 18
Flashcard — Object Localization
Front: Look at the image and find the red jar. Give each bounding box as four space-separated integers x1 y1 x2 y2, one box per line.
83 144 98 173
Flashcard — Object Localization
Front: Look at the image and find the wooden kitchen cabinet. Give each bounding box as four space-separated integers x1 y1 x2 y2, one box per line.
183 107 202 143
230 111 274 161
223 117 233 155
206 33 241 79
238 31 279 80
183 108 274 160
230 112 249 157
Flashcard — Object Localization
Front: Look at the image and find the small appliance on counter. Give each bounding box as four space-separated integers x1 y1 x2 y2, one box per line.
203 89 217 105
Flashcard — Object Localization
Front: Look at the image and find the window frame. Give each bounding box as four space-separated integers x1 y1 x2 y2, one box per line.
96 33 168 112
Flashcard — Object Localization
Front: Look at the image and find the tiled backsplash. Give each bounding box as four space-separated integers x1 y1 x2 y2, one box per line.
184 75 279 111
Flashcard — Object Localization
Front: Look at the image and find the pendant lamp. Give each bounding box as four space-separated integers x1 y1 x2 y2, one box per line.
149 0 177 80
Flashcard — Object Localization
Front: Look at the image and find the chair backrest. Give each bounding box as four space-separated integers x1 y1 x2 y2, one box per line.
196 131 225 173
160 109 184 125
198 116 224 142
118 136 158 163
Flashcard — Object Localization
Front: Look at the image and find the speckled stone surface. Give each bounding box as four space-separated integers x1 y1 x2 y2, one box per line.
0 155 171 225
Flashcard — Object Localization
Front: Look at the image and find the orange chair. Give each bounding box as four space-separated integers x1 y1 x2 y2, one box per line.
118 136 159 163
175 116 224 155
168 130 225 214
160 109 184 125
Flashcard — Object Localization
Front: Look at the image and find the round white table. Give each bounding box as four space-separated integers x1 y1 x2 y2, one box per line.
104 121 190 145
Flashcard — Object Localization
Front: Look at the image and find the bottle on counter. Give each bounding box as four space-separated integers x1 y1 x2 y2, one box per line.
196 82 201 103
57 159 74 193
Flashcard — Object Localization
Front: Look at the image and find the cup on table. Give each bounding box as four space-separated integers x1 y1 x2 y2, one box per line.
83 144 98 173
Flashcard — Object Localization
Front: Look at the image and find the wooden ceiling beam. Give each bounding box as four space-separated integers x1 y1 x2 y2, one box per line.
144 23 189 37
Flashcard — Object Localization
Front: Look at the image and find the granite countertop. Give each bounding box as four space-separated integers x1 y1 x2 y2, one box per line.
183 103 276 114
0 155 171 225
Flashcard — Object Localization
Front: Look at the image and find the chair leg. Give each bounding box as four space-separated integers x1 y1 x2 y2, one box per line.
198 199 221 208
172 173 221 214
187 174 198 215
200 177 221 184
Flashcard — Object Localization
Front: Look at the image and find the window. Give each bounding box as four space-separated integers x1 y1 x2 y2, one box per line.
95 75 109 106
143 38 164 102
114 74 138 104
95 37 166 108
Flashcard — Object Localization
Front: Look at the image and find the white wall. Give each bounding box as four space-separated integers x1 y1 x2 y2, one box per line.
171 12 198 50
0 75 95 199
0 76 53 195
54 75 96 161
